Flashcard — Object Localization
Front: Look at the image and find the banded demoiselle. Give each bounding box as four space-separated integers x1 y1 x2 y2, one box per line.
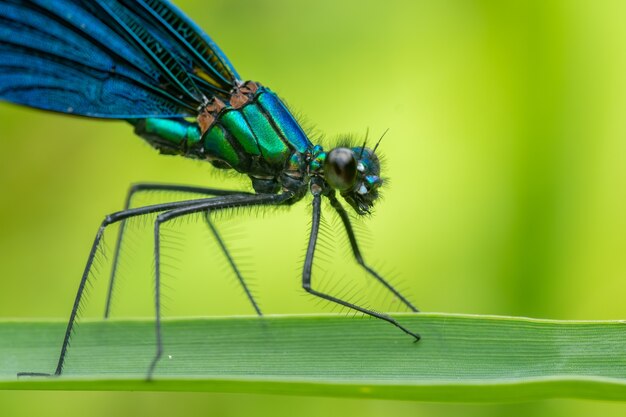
0 0 420 378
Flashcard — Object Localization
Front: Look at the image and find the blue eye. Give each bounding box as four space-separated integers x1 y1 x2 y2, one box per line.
323 147 357 191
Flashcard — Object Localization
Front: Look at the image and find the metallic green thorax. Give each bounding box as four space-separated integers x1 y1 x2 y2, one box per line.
134 86 312 180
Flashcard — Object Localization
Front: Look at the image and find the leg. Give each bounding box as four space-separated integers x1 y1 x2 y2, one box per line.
204 213 262 315
104 183 254 318
18 195 252 378
327 192 419 312
147 192 293 379
302 190 420 341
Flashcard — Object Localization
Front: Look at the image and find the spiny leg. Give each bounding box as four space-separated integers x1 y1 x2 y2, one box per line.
17 196 247 378
204 212 262 315
302 189 420 342
147 192 293 379
327 192 419 312
104 183 253 318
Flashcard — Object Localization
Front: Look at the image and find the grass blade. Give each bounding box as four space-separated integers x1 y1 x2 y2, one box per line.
1 313 626 402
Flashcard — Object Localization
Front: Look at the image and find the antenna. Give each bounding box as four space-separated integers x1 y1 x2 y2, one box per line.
372 128 389 154
359 127 370 159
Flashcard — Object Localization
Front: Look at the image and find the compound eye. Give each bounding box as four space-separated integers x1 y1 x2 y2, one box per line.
324 147 357 191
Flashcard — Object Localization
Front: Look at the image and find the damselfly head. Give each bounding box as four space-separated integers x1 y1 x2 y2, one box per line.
323 146 383 215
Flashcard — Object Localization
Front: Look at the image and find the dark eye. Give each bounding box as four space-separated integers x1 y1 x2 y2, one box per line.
324 147 357 191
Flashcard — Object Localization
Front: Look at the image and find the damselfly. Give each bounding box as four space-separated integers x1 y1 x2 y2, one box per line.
0 0 420 378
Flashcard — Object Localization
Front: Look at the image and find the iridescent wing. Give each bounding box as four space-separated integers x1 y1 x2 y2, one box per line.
0 0 240 118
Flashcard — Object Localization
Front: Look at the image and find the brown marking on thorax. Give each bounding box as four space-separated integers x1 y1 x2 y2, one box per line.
229 81 259 108
196 81 261 134
197 97 226 134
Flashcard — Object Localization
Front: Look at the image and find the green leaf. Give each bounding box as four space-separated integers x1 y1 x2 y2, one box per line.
1 313 626 402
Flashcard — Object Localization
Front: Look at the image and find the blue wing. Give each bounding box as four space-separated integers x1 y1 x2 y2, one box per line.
0 0 241 118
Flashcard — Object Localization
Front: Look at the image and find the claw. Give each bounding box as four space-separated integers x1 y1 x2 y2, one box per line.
17 372 53 378
409 331 421 343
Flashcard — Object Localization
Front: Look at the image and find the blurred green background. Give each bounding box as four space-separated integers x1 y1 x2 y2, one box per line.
1 0 626 415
